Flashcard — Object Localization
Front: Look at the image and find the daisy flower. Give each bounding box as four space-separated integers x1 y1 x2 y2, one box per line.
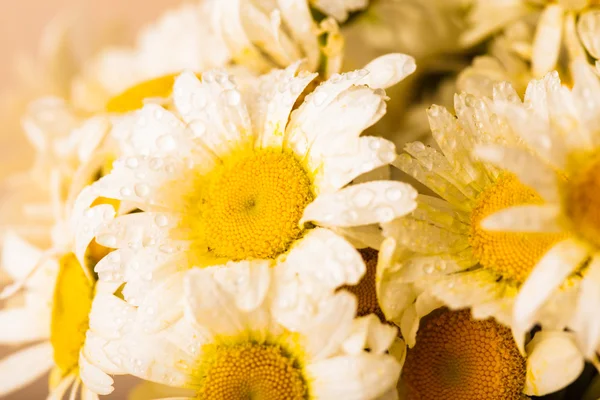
461 0 598 78
379 82 592 353
73 0 351 113
82 262 403 399
71 57 418 333
472 62 600 360
398 307 584 399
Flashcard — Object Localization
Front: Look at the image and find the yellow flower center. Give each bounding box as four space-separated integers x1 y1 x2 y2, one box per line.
50 253 94 375
185 150 313 261
470 174 567 284
340 248 385 321
402 309 526 400
565 153 600 248
106 73 200 113
195 342 308 400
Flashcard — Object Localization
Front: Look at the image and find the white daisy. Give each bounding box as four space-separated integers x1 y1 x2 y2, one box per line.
82 262 403 399
72 0 352 113
461 0 597 78
472 62 600 361
377 81 593 354
397 307 584 399
71 58 417 334
0 230 122 398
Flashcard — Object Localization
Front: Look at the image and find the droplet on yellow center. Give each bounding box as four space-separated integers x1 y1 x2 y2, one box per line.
402 309 526 400
470 173 567 284
190 150 313 261
50 253 94 375
196 342 307 400
566 154 600 248
105 72 201 113
340 248 385 321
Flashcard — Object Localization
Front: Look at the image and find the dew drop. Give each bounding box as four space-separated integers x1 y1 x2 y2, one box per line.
385 187 404 201
154 214 169 227
312 91 327 106
149 157 163 170
224 90 241 106
375 206 395 223
134 183 150 197
120 187 132 197
156 134 176 151
353 189 374 208
98 234 118 248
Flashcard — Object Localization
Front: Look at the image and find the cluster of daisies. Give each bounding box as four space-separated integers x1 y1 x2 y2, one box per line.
3 0 600 399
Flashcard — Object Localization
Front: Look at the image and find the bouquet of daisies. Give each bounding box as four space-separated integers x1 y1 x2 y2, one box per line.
1 1 600 399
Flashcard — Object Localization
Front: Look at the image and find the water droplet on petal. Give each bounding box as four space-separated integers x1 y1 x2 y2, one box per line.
134 183 150 197
98 234 118 248
312 91 327 106
156 135 176 151
224 90 241 106
120 187 132 197
154 214 169 227
385 187 404 201
375 206 395 223
353 189 374 208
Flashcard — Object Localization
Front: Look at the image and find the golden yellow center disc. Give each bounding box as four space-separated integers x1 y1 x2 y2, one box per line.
50 253 94 375
402 309 526 400
340 248 385 321
196 342 307 400
190 150 313 261
470 173 567 284
565 154 600 248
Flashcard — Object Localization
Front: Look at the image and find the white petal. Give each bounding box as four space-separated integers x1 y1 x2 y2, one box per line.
1 231 43 280
88 293 137 339
317 136 397 193
302 181 417 227
173 70 252 156
481 204 562 233
307 353 401 400
80 385 100 400
400 292 444 348
82 331 124 375
532 4 564 77
298 291 357 361
251 62 317 149
302 86 387 176
135 271 186 333
79 351 115 395
73 204 116 271
572 254 600 357
184 264 271 337
473 144 559 202
342 314 397 356
524 331 584 396
577 10 600 59
285 70 382 158
110 104 201 159
0 342 54 396
513 239 590 351
210 0 273 72
376 238 417 322
361 53 416 89
310 0 367 22
0 307 50 344
47 374 77 400
276 0 320 70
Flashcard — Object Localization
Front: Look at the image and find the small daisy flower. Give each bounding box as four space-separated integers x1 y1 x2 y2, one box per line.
398 308 584 399
0 232 121 398
73 0 352 113
72 58 417 333
462 0 600 79
472 62 600 360
82 262 402 399
380 83 590 352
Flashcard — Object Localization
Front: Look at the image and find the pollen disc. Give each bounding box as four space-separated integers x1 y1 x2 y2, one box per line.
402 309 526 400
197 342 308 400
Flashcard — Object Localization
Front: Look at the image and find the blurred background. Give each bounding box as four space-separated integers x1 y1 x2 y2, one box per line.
0 2 179 398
